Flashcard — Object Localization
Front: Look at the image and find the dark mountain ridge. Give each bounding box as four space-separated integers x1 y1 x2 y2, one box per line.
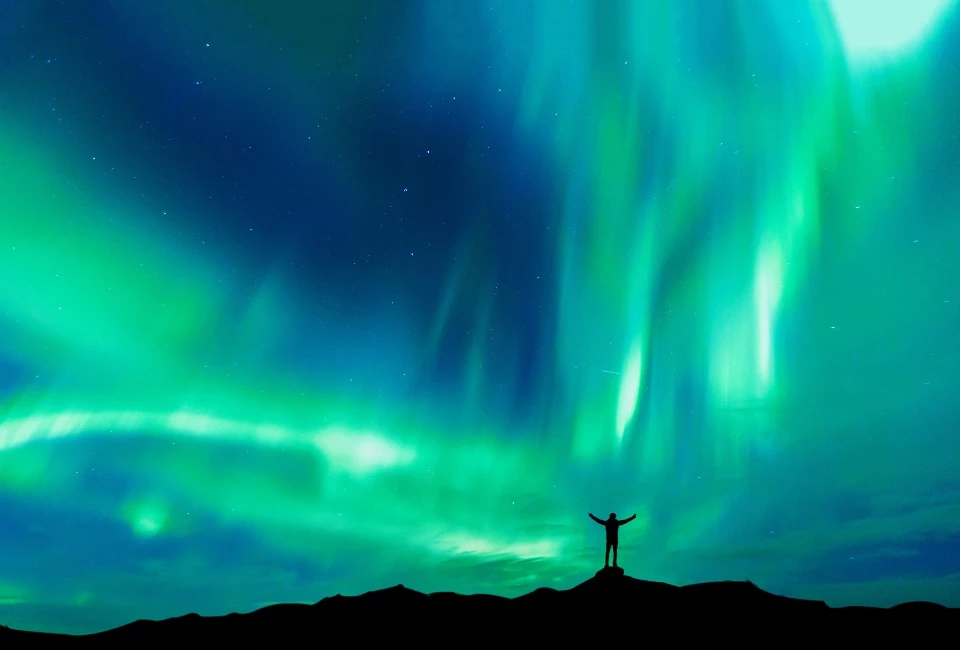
3 567 956 645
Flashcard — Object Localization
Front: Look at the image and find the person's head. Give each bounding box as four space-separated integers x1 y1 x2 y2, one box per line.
609 512 616 520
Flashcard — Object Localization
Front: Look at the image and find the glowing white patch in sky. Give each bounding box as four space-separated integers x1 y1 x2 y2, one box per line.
313 427 417 476
828 0 955 63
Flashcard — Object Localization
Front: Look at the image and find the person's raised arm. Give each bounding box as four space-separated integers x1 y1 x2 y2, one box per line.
619 514 637 525
588 513 604 525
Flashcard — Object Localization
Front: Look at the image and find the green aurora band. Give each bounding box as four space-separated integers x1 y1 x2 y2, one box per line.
1 0 959 634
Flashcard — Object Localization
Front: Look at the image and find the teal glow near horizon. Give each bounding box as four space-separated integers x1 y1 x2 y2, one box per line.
1 0 959 635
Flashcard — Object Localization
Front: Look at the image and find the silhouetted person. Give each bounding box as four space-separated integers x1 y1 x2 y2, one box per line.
589 512 636 567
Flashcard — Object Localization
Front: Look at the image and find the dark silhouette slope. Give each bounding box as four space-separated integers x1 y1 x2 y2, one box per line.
3 568 957 645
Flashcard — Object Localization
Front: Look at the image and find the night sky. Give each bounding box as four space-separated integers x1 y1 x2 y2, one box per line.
2 0 960 635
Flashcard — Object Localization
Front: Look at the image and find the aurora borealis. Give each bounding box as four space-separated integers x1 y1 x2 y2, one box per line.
1 0 960 634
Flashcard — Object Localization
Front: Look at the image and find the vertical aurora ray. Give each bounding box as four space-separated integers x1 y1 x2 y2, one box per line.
0 0 959 634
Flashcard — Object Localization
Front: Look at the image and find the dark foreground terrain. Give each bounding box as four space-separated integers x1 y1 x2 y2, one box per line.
3 567 957 645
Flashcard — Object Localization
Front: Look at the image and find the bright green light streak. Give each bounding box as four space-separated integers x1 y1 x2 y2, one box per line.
754 239 784 394
616 338 643 442
0 411 417 477
430 532 561 560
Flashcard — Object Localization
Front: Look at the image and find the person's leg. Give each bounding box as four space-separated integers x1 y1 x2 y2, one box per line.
612 543 618 567
604 541 611 567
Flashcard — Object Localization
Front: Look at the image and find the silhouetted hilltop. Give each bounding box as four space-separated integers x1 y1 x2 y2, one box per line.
3 568 957 645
